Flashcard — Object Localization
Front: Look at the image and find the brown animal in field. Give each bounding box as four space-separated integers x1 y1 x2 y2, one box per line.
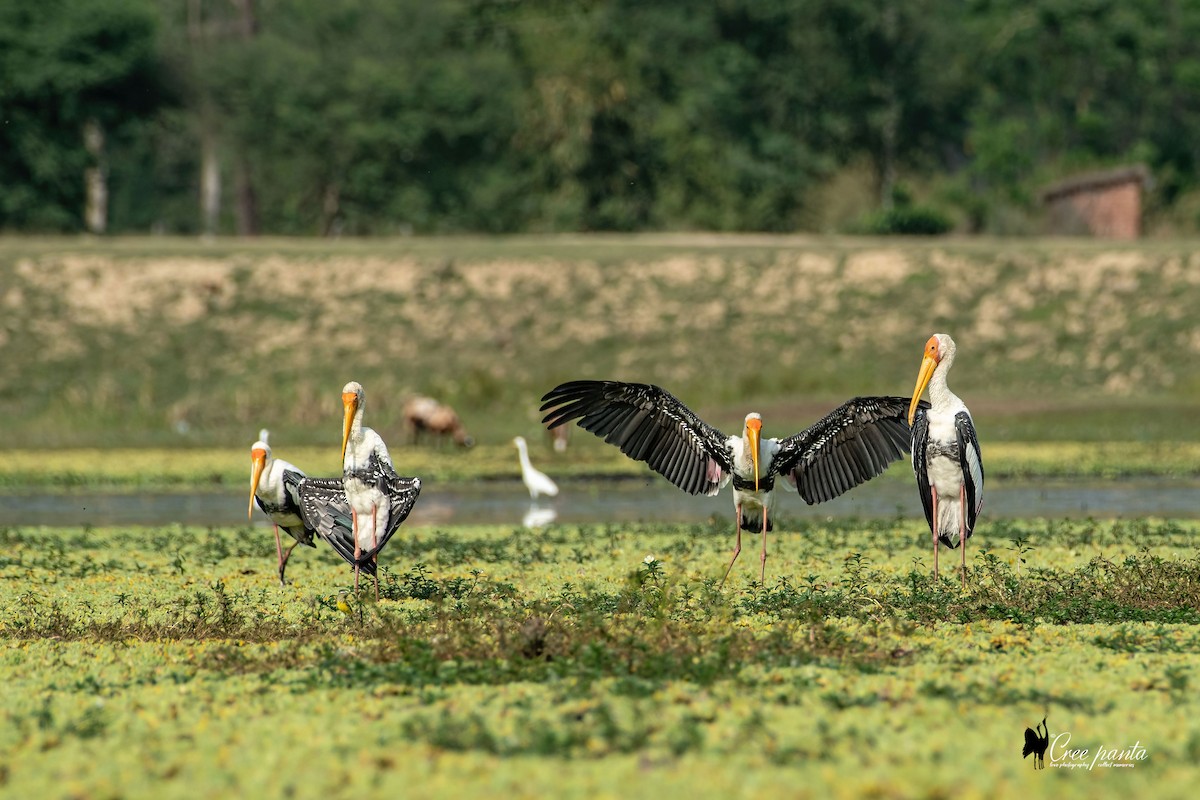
403 395 475 448
548 423 569 453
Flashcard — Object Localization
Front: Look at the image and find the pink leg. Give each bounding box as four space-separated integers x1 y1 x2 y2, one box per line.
279 541 299 585
273 524 286 586
930 488 940 584
720 505 744 588
959 484 968 590
759 506 769 586
352 508 361 593
372 504 380 602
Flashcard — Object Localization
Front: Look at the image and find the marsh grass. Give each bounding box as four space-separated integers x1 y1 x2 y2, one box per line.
2 518 1199 796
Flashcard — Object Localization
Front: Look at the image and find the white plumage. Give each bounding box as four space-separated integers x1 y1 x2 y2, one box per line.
909 333 985 590
338 381 422 599
513 436 559 499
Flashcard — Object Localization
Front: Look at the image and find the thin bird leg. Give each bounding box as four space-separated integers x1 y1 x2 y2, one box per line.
959 484 968 591
930 488 940 585
720 505 744 588
352 508 360 593
278 540 300 586
273 524 285 585
372 503 380 602
759 506 769 586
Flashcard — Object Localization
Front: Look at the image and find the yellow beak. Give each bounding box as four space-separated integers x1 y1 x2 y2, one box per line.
341 392 358 462
746 419 761 491
908 355 938 425
249 450 266 519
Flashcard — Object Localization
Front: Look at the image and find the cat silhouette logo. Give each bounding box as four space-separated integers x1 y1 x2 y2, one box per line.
1023 716 1049 769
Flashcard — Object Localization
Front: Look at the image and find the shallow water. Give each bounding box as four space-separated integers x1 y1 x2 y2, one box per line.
2 477 1198 528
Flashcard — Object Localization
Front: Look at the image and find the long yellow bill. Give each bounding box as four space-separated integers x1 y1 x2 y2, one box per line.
248 449 266 519
908 355 938 425
746 418 762 491
341 391 358 462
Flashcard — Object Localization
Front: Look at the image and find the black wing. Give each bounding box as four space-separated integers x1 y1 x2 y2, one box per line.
253 494 316 548
1022 727 1038 758
361 472 422 562
540 380 733 496
773 396 924 505
289 473 377 576
956 411 984 535
910 407 935 533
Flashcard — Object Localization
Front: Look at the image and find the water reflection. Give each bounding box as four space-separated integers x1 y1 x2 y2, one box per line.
1 478 1198 528
522 502 558 529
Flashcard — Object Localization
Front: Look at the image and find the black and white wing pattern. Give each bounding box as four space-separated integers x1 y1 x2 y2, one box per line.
288 473 377 576
540 380 734 496
956 411 984 534
773 396 924 505
364 467 422 562
910 407 935 532
253 492 316 548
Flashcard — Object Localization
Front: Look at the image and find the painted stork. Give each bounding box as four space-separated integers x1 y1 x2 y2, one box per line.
908 333 983 589
321 380 421 599
540 381 922 586
248 435 365 585
513 436 559 499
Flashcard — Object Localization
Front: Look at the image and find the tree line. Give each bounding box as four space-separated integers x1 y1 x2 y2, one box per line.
3 0 1198 236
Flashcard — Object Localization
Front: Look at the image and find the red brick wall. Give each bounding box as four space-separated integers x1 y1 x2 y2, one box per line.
1046 182 1142 239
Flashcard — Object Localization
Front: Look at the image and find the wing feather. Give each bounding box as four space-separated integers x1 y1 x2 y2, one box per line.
774 396 924 506
540 380 733 496
362 473 422 562
910 409 934 533
289 473 377 576
955 411 984 534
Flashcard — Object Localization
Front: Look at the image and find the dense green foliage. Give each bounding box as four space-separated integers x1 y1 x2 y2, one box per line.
4 0 1200 234
1 518 1198 796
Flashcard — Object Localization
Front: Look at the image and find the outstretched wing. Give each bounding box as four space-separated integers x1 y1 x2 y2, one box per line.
1022 727 1038 758
773 396 924 505
361 472 422 562
540 380 733 496
956 411 984 534
910 407 935 533
288 473 377 576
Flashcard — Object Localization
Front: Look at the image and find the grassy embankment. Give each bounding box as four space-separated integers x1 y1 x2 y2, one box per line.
1 518 1198 797
2 235 1200 489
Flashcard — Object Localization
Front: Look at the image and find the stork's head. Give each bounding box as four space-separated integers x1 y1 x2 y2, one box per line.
908 333 957 424
248 439 271 519
341 381 364 461
744 413 763 491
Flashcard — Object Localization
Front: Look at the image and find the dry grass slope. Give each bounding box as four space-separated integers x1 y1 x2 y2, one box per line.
2 236 1200 448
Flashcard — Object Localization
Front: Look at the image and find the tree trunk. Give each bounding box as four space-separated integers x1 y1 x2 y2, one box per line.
201 130 221 236
234 152 259 236
878 3 899 211
83 118 107 234
229 0 259 37
230 0 260 236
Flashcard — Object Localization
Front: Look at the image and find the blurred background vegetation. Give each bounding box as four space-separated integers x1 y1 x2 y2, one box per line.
2 236 1199 454
5 0 1200 237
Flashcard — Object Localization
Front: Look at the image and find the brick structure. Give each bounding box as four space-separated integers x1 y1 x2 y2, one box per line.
1040 165 1152 239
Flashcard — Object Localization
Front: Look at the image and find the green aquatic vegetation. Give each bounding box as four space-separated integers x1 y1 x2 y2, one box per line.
0 518 1198 797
